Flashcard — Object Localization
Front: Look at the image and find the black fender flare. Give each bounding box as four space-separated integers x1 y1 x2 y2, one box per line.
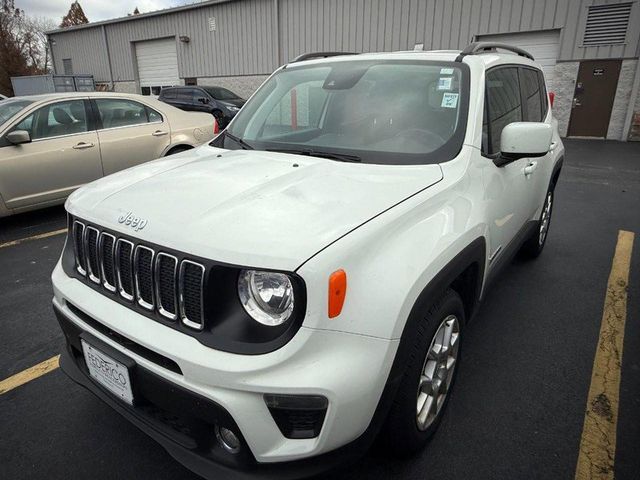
357 236 486 446
551 155 564 189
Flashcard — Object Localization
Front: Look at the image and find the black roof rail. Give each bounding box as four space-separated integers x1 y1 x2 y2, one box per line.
290 51 358 63
455 42 534 62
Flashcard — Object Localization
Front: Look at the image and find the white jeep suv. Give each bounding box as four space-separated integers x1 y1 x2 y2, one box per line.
52 43 564 479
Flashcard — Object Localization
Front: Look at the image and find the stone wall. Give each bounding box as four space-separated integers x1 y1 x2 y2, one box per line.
548 61 579 138
628 70 640 141
197 75 270 100
607 59 638 140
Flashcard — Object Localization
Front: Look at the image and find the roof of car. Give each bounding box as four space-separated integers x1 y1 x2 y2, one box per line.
11 92 151 102
286 48 541 71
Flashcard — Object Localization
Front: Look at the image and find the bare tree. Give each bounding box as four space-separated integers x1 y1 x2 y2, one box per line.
0 0 43 95
25 16 57 72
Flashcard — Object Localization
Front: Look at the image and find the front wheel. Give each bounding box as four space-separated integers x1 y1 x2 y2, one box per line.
520 188 553 258
382 289 464 456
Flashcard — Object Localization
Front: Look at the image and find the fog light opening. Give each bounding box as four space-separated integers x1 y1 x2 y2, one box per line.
215 425 241 454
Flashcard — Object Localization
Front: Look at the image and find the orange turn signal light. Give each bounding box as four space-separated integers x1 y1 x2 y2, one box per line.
328 270 347 319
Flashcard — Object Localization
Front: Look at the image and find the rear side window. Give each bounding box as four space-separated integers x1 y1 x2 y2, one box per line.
161 88 177 100
178 89 196 102
95 99 150 129
521 68 543 122
537 70 549 119
483 67 523 155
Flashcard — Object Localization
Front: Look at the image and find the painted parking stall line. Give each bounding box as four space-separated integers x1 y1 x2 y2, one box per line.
575 230 635 480
0 228 67 249
0 355 60 395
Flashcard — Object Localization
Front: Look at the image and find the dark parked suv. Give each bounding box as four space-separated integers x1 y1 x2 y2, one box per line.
159 86 245 128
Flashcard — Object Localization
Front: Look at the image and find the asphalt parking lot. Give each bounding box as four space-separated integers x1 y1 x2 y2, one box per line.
0 138 638 480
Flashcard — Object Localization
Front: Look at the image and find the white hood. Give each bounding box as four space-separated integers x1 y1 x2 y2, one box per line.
67 146 443 271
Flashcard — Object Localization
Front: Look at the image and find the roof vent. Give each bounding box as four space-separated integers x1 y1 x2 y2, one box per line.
583 2 632 46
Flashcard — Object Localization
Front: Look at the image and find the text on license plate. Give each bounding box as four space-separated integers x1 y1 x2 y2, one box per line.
81 340 134 405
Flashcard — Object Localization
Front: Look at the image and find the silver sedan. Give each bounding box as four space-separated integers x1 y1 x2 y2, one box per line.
0 92 217 217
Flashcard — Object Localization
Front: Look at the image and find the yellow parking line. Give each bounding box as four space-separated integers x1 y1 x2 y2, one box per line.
575 230 635 480
0 355 60 395
0 228 67 249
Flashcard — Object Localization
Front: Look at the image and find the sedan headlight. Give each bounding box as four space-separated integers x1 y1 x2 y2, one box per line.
238 270 295 326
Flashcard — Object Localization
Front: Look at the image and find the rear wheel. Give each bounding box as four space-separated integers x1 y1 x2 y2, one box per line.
520 188 553 258
383 289 464 456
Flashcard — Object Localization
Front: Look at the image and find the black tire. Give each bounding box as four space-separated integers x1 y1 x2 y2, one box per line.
520 187 554 259
165 145 192 156
382 288 465 457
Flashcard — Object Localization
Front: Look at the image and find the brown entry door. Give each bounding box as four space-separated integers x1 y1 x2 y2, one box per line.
568 59 621 137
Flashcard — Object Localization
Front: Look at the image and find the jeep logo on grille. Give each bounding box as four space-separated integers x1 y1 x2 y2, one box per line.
118 212 148 231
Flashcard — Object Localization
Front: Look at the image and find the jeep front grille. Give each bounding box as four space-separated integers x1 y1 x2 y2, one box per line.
180 260 205 330
72 220 205 330
156 253 178 320
116 239 134 301
100 233 116 292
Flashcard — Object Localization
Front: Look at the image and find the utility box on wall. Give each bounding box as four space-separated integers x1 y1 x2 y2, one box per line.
11 74 95 96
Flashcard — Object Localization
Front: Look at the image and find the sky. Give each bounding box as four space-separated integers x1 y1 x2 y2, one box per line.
16 0 197 26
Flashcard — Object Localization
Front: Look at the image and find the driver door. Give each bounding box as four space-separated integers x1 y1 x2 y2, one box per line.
482 66 535 266
0 99 102 210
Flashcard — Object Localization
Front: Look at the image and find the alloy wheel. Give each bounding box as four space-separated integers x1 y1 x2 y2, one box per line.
538 191 553 246
416 314 460 431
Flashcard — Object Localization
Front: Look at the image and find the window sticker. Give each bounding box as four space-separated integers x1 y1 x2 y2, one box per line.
437 77 452 90
440 67 454 74
441 92 459 108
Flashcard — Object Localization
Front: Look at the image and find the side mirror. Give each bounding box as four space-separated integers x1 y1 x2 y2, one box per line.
6 130 31 145
197 97 209 104
497 122 552 166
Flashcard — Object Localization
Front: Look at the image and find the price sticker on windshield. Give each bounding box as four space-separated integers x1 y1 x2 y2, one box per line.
441 92 459 108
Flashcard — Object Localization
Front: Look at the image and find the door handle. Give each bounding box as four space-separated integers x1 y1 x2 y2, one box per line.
73 142 94 150
524 161 538 176
152 130 169 137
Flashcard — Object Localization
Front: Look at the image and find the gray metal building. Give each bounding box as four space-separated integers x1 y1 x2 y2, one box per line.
46 0 640 140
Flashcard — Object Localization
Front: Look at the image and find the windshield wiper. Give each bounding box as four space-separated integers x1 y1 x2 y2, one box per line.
224 131 253 150
267 148 361 163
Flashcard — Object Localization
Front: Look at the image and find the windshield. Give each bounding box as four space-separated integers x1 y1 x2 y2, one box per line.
204 87 240 100
0 99 33 127
216 60 468 165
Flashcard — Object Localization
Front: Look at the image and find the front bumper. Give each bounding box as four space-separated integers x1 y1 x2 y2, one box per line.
52 262 400 478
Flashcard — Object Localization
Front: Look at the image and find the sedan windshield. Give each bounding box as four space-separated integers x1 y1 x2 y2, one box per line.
0 99 33 127
216 60 468 165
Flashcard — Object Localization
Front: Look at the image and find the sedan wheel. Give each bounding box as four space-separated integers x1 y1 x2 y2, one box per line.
416 314 460 431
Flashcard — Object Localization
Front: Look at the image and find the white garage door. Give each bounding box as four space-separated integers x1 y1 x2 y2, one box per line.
477 30 560 82
135 38 179 89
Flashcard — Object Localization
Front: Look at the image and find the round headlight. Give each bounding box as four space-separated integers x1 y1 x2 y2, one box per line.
238 270 295 326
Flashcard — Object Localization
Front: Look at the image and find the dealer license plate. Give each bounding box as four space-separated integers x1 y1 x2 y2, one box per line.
81 340 134 405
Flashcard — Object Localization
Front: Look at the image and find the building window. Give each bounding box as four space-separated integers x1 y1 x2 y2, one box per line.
62 58 73 75
583 3 632 46
141 86 172 96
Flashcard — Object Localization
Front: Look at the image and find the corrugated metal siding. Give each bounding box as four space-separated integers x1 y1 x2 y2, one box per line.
49 0 640 82
52 27 110 81
103 0 277 81
279 0 639 62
